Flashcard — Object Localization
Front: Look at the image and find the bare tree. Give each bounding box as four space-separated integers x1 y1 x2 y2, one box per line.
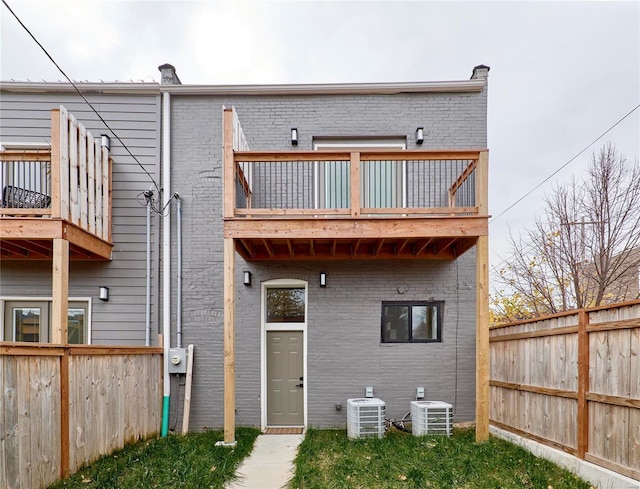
492 144 640 321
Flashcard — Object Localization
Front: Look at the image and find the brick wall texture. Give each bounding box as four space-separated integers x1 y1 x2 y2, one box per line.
168 86 487 429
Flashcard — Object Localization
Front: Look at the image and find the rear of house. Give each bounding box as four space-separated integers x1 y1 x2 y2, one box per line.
0 64 489 435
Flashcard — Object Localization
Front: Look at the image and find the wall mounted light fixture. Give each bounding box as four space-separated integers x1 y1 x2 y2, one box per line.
320 272 327 287
99 286 109 301
243 271 252 286
101 134 111 150
291 128 298 146
415 127 424 145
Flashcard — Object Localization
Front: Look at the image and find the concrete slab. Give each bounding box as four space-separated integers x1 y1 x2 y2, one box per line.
490 426 640 489
226 434 304 489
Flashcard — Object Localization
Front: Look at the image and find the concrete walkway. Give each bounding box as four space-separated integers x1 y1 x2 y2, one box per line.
226 434 304 489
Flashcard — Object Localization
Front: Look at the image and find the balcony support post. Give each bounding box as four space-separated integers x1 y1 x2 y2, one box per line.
221 237 237 446
51 238 69 344
475 149 489 442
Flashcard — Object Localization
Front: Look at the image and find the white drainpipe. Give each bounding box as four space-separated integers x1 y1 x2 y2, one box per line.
161 91 171 436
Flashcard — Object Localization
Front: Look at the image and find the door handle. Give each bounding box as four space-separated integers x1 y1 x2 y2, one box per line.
296 383 304 388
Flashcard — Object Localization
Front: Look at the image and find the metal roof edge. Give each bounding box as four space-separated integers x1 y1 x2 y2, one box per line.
0 81 161 94
160 79 485 95
0 78 485 96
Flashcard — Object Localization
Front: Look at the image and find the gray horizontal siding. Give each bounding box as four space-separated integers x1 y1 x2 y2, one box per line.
0 90 161 346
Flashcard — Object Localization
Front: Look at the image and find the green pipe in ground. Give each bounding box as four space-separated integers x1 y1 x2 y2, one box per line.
161 395 170 437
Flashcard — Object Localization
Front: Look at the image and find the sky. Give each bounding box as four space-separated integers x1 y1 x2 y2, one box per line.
1 0 639 274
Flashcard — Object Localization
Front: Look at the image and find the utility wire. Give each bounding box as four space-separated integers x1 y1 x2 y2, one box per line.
2 0 163 201
490 103 640 224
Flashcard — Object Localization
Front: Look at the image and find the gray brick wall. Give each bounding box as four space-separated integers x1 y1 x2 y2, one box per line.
168 86 486 430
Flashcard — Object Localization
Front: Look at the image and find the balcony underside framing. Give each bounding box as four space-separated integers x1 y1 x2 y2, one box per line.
224 215 486 261
0 218 112 260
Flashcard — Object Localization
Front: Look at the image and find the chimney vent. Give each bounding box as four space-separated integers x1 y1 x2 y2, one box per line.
471 64 490 80
158 63 181 85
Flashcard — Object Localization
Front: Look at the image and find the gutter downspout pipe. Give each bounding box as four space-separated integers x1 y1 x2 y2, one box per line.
176 194 182 349
161 91 171 437
145 191 152 347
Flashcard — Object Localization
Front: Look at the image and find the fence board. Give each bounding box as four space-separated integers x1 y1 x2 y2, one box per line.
490 300 640 481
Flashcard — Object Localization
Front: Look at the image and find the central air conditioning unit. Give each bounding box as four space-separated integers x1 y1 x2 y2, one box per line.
411 401 453 437
347 398 386 439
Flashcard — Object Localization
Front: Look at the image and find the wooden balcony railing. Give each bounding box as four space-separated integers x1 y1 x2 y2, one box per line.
0 106 112 243
228 149 483 219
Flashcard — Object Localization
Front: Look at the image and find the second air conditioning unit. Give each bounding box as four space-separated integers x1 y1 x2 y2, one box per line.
347 398 386 439
411 400 453 437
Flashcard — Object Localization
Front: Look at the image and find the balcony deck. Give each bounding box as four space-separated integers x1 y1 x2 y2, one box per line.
0 108 112 260
223 147 488 261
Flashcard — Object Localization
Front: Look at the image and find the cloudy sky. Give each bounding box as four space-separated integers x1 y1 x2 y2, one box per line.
2 0 639 271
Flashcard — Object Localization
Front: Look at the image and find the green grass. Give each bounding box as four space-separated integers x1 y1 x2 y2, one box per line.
48 427 261 489
290 428 593 489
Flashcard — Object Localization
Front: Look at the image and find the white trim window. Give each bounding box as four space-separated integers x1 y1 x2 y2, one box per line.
1 298 91 344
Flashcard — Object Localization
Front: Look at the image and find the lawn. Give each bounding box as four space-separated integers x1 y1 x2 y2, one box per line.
48 427 261 489
290 428 593 489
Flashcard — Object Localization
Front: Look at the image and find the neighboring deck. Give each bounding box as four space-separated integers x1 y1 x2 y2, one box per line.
0 107 112 260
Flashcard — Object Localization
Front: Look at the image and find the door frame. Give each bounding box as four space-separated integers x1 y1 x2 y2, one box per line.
261 279 308 430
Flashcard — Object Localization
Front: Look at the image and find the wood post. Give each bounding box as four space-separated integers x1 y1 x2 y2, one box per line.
51 238 69 344
350 152 361 217
60 348 70 479
223 238 236 444
51 109 61 219
181 344 195 435
475 149 489 442
577 309 589 458
223 108 235 219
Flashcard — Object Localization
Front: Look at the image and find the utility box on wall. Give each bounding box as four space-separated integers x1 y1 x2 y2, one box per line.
168 347 187 374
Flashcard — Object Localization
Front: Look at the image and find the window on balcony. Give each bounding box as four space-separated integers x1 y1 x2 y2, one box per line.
313 139 406 210
381 301 443 343
2 299 90 344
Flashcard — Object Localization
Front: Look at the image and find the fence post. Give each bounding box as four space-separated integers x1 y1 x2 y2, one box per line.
577 309 589 459
60 348 70 479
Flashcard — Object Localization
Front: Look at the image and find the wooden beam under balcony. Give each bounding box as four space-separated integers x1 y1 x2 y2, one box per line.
224 215 488 241
0 218 112 260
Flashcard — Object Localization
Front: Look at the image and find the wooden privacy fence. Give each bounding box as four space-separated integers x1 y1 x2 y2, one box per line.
0 344 163 489
490 300 640 481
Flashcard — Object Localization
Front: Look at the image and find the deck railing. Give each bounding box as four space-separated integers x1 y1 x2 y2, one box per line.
0 106 112 242
231 150 483 218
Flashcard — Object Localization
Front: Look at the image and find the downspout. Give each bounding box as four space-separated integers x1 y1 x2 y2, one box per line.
145 191 152 347
161 91 171 437
176 194 182 349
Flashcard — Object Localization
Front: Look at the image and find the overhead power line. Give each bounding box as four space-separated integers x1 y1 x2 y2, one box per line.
490 103 640 224
2 0 163 202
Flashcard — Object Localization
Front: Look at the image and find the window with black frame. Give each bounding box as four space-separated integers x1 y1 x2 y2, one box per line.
381 301 443 343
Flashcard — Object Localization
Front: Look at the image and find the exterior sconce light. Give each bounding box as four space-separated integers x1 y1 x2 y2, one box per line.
291 128 298 146
320 272 327 287
101 134 111 150
99 286 109 301
243 271 252 286
415 127 424 145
